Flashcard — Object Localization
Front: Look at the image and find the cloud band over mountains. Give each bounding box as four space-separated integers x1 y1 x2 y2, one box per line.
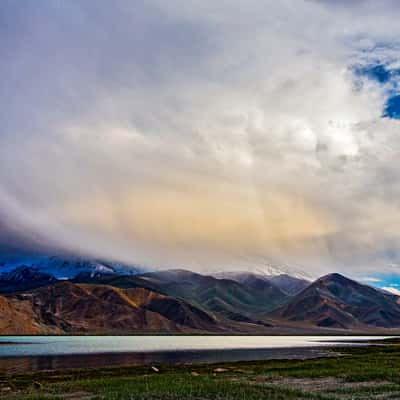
1 0 400 274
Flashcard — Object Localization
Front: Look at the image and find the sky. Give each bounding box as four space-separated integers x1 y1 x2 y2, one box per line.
1 0 400 278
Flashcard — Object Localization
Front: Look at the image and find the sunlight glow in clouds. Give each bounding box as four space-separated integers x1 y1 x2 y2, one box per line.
0 0 400 274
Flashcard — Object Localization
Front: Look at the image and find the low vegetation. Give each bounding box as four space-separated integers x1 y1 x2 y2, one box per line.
2 340 400 399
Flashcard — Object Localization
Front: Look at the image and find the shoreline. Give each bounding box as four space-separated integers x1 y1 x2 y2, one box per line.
1 342 400 399
0 346 338 375
0 336 391 374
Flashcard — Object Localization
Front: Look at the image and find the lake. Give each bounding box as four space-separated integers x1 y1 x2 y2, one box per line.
0 336 388 374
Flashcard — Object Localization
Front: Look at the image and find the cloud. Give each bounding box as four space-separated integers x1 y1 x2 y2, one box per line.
0 1 400 273
360 277 382 283
382 287 400 296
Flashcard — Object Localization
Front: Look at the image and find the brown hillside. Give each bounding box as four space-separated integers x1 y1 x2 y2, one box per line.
2 282 218 334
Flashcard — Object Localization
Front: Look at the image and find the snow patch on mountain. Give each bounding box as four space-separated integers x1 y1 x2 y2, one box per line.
0 255 144 279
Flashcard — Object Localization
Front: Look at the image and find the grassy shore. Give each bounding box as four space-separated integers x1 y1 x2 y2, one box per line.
2 340 400 399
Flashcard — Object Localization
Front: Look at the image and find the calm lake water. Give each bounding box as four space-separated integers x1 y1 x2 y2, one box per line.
0 336 389 374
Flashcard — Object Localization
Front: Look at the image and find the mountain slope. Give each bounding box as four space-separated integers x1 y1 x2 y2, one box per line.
2 281 219 334
232 274 288 303
0 294 52 334
139 270 288 322
267 274 310 295
271 273 400 329
213 271 308 296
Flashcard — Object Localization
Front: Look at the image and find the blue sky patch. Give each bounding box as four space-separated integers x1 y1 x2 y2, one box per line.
360 272 400 293
353 62 400 120
384 95 400 119
357 64 391 84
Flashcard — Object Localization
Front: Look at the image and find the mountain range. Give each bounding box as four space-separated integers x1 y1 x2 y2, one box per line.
0 258 399 334
0 255 143 279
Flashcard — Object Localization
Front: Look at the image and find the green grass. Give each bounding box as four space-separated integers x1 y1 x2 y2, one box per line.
3 342 400 399
4 375 330 400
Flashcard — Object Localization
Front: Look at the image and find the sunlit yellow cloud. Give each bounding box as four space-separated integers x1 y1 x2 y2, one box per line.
61 182 337 262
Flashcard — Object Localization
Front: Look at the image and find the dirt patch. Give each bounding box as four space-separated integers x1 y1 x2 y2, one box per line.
264 377 391 391
242 377 400 399
62 391 95 399
0 390 95 400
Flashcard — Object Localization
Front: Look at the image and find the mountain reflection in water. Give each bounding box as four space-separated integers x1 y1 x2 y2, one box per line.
0 347 332 374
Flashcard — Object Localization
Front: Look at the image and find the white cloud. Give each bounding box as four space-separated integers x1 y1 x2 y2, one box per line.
382 287 400 296
0 1 400 274
360 277 382 283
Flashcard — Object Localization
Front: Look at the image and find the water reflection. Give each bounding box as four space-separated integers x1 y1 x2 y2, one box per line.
0 335 389 374
0 347 331 374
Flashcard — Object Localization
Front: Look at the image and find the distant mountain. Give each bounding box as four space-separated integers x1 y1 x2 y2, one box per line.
213 264 312 281
138 269 288 324
213 271 309 296
0 266 57 293
72 273 167 295
0 281 219 334
267 274 310 295
0 255 144 279
212 271 263 282
255 264 313 280
270 273 400 329
226 273 288 303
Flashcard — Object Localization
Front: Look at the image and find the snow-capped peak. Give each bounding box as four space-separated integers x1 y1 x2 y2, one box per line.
0 255 144 279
